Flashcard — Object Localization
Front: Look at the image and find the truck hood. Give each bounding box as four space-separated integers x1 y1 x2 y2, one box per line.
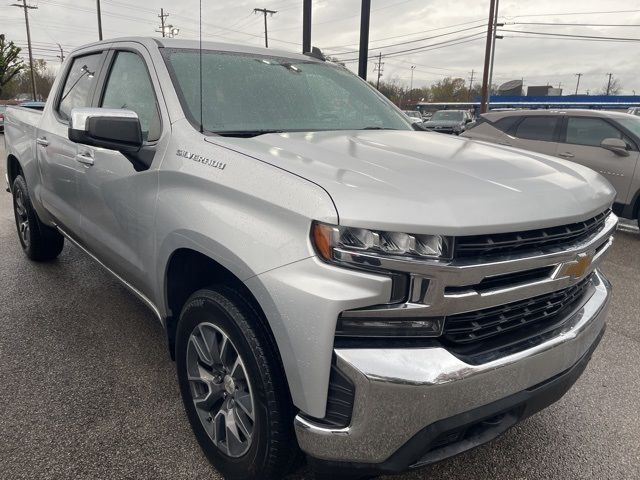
210 130 615 235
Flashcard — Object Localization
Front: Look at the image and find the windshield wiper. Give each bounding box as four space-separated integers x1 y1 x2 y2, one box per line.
213 130 285 138
362 126 397 130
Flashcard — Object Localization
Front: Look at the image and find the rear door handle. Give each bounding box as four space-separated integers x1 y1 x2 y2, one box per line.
75 152 95 166
36 137 49 147
558 152 575 158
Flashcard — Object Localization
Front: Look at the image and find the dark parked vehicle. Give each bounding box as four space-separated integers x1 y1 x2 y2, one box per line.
423 109 474 134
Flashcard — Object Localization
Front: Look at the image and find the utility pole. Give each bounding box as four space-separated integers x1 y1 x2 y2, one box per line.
56 43 64 63
302 0 311 53
468 69 475 100
158 8 168 37
374 52 383 90
605 73 613 95
574 73 582 95
96 0 103 40
487 0 502 109
254 8 277 48
358 0 371 80
480 0 497 113
11 0 38 101
410 65 416 92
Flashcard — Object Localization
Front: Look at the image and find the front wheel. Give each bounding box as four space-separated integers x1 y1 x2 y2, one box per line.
175 287 299 480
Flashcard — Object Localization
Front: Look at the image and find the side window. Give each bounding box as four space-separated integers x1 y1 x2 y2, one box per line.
493 116 520 133
57 53 103 121
101 51 161 142
566 117 628 148
514 116 559 142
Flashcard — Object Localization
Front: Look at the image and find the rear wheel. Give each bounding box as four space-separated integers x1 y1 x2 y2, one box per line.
175 286 299 480
12 175 64 261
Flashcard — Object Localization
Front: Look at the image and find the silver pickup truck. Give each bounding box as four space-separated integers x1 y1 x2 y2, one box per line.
4 38 617 480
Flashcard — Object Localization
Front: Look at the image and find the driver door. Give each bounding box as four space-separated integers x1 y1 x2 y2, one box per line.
75 46 166 294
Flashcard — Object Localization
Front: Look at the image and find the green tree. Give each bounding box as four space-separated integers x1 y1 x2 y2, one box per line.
2 58 56 100
0 34 24 97
429 77 468 102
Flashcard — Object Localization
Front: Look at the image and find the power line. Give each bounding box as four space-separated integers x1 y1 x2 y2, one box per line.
330 24 486 56
324 18 487 50
504 9 640 19
336 32 487 61
510 22 640 27
339 35 486 63
499 29 640 41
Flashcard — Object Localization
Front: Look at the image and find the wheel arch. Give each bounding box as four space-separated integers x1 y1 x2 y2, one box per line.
7 154 23 191
162 247 283 374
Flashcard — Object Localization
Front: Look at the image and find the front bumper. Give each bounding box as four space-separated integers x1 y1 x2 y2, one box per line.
295 269 611 467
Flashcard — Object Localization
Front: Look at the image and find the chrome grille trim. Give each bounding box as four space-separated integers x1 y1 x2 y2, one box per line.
340 212 617 320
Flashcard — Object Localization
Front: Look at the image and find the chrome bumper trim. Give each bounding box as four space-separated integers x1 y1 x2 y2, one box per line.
294 270 611 463
340 213 617 318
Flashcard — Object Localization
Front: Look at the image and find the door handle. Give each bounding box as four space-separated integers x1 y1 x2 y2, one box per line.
36 137 49 147
75 152 95 166
558 152 575 159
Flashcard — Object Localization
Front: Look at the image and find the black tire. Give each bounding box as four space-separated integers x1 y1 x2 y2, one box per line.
175 286 299 480
12 175 64 261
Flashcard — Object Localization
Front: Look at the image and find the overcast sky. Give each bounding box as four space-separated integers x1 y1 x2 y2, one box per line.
2 0 640 95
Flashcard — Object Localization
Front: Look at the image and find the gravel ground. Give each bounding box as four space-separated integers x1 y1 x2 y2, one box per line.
0 137 639 480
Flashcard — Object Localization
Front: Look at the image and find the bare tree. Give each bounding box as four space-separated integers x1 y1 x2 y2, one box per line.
597 76 622 96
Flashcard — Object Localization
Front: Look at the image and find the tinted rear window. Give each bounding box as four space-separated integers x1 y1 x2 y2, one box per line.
493 116 520 133
514 116 559 142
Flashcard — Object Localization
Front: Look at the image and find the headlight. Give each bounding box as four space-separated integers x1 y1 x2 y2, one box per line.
312 222 450 338
311 222 452 263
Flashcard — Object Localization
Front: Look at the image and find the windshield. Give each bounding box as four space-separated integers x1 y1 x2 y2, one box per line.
431 111 464 121
162 49 411 135
618 116 640 138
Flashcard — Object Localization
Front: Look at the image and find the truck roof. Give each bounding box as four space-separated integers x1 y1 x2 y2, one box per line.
71 36 320 63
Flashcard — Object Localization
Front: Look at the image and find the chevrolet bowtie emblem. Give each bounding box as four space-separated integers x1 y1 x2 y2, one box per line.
557 251 595 279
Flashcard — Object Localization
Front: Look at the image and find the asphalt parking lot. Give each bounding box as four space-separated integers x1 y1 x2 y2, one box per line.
0 137 639 480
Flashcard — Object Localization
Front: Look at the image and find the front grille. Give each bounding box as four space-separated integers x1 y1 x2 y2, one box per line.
442 275 593 363
455 210 610 259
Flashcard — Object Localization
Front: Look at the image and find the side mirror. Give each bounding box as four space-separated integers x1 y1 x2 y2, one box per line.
68 108 142 152
600 137 629 157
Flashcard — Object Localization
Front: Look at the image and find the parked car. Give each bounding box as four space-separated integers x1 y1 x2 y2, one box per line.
0 105 6 132
4 38 616 479
423 109 474 134
627 107 640 117
462 109 640 227
402 109 423 123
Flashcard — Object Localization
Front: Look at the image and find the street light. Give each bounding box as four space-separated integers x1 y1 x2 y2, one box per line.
410 65 415 92
164 24 180 38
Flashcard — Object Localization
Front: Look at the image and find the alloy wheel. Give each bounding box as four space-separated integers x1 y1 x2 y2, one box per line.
14 188 30 247
186 322 255 458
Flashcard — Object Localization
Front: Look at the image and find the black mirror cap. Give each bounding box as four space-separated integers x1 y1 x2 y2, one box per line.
69 116 143 153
